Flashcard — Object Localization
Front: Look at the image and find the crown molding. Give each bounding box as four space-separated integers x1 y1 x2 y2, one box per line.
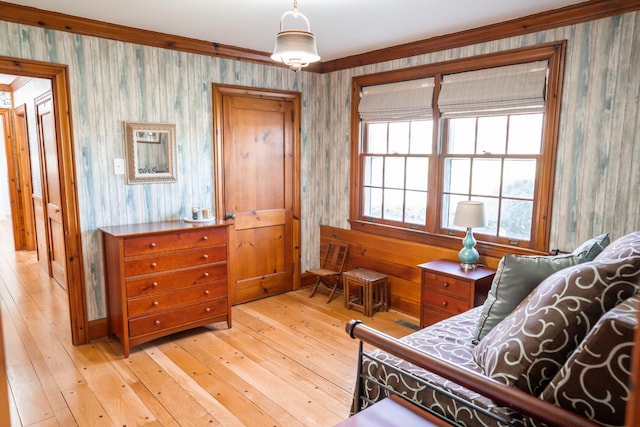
0 0 638 74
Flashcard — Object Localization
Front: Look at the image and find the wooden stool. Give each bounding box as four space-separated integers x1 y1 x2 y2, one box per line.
343 268 389 317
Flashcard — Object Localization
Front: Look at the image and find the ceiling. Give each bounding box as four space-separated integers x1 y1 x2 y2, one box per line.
3 0 586 63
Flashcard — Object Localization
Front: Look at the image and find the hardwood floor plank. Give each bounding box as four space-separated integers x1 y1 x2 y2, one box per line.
62 342 156 426
123 348 225 426
61 384 114 426
143 343 244 426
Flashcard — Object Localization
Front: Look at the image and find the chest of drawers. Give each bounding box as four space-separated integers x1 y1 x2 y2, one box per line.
418 259 495 328
100 220 231 357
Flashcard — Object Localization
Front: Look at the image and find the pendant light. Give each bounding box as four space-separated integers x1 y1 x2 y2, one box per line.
271 0 320 71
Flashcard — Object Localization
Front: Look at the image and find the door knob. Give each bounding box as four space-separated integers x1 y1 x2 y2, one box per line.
224 212 236 220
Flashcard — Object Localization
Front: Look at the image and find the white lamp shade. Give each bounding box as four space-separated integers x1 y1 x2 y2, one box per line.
453 201 486 228
271 30 320 70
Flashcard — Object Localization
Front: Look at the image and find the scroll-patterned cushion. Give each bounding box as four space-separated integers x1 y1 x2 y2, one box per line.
538 294 638 427
473 232 640 396
474 234 609 342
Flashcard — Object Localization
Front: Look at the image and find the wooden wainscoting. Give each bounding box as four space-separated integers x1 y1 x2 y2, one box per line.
318 225 504 318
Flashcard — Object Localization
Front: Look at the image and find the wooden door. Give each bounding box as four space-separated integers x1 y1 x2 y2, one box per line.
35 92 67 288
13 104 36 251
213 85 301 305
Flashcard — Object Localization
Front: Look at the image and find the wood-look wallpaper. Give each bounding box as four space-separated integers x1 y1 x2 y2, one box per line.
0 10 639 321
309 10 640 256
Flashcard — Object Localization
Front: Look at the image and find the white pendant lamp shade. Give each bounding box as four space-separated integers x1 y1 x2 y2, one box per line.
271 1 320 71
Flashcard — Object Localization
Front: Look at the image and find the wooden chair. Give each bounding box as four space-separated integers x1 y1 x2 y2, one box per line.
308 242 349 303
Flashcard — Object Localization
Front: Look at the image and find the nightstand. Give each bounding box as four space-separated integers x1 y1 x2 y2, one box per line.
418 260 495 328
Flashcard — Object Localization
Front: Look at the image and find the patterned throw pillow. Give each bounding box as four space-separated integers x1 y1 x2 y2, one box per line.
473 232 640 396
538 294 638 427
473 233 610 342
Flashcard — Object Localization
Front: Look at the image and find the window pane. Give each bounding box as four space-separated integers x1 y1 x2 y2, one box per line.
499 199 532 240
405 190 427 224
508 114 543 154
410 120 432 154
384 157 405 188
383 189 404 221
388 122 410 154
363 187 382 218
406 157 428 191
475 196 498 236
447 118 475 154
367 123 387 153
364 156 383 187
477 116 507 154
503 159 536 198
441 193 466 229
471 158 501 197
444 158 470 194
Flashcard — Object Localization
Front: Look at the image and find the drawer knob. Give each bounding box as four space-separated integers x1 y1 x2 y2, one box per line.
203 254 209 260
442 282 449 288
150 262 157 268
205 307 211 313
153 301 159 306
151 282 158 288
154 320 160 326
442 301 448 307
204 290 210 295
203 235 208 241
149 242 156 248
204 272 210 278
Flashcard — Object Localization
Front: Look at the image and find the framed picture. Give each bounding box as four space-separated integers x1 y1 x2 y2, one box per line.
135 130 160 143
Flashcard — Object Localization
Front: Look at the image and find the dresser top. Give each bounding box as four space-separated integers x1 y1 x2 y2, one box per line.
99 219 231 237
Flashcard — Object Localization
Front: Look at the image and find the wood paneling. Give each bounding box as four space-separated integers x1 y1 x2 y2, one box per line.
319 225 503 318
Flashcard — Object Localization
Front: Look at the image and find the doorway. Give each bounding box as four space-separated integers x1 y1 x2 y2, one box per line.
0 57 87 346
212 84 301 305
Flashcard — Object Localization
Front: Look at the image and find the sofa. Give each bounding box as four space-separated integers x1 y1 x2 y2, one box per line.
348 231 640 426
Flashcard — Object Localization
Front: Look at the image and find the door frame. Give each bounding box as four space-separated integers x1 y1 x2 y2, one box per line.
212 84 302 291
0 56 87 346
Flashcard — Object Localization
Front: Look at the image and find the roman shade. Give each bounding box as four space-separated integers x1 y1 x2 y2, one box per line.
439 61 548 117
359 78 435 121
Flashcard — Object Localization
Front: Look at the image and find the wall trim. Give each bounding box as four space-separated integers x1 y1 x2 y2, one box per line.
0 0 638 73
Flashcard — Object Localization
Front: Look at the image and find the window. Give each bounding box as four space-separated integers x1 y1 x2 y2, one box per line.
349 42 566 252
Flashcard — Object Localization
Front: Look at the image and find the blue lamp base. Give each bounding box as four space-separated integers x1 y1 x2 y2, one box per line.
458 228 479 270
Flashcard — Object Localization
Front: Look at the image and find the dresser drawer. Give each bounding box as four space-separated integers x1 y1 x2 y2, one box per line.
127 281 226 317
126 263 227 298
422 289 470 315
129 298 227 338
422 272 471 299
124 245 226 276
123 227 226 256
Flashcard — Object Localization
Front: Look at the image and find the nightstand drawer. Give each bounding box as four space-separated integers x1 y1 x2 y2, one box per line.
422 272 471 299
422 289 470 315
418 260 495 329
422 308 451 326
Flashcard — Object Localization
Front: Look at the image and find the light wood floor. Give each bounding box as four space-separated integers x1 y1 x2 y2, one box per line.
0 218 419 426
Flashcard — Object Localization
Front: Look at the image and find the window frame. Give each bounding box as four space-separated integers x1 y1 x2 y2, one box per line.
349 41 566 256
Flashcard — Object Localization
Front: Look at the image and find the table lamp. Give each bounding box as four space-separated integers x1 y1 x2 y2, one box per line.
453 201 486 270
